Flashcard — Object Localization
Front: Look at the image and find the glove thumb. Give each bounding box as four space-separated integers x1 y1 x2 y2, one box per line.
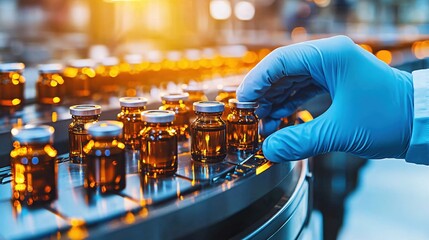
262 113 335 162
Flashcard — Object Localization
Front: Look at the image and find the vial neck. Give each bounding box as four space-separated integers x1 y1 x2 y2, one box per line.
72 115 100 122
147 122 172 128
120 106 145 112
163 100 184 105
231 108 255 115
196 112 223 118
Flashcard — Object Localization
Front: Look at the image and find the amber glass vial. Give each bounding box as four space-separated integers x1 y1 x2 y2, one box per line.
0 63 25 107
215 85 238 119
191 101 226 163
140 110 178 177
69 105 101 164
117 97 148 149
10 125 57 206
183 85 208 121
96 57 120 95
36 64 64 105
64 59 96 98
159 93 190 142
227 99 259 152
84 121 126 193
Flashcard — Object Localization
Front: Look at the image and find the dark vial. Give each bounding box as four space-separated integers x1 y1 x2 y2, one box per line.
140 110 178 177
10 125 57 206
84 121 126 193
191 101 226 163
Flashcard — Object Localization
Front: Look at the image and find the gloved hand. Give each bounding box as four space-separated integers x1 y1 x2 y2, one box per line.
236 36 413 162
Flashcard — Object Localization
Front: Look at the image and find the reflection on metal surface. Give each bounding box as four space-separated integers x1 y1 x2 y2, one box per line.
225 151 254 165
125 149 140 174
51 166 140 224
176 154 235 182
121 174 199 206
256 162 273 175
0 200 70 240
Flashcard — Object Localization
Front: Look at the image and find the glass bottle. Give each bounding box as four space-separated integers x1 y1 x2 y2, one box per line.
0 63 25 107
10 125 57 206
36 64 64 105
63 59 96 98
159 93 190 142
117 97 147 149
84 121 126 193
191 101 226 163
182 85 208 122
140 110 178 177
215 85 238 119
227 99 259 152
69 105 101 164
95 57 120 96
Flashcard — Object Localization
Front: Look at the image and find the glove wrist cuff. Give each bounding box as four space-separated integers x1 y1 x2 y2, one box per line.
405 69 429 165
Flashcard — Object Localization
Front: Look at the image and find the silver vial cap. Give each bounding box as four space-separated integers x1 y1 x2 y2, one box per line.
0 63 25 72
11 125 54 144
141 110 175 123
161 93 189 101
70 105 102 116
86 121 123 137
228 99 258 109
119 97 148 107
69 59 96 68
38 63 63 73
193 101 225 113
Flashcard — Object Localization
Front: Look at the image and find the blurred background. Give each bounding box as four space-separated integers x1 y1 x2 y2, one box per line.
0 0 428 239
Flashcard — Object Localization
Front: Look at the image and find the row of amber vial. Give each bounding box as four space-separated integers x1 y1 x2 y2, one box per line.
9 94 258 206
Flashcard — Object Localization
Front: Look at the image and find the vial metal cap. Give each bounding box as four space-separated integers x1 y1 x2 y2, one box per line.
220 85 238 93
70 105 102 116
119 97 148 107
141 110 175 123
101 57 119 66
0 63 25 72
69 59 96 68
193 101 225 113
38 63 63 73
85 121 123 137
161 93 189 101
228 99 258 109
11 125 54 144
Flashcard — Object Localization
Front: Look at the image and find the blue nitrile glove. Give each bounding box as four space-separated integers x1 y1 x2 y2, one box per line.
236 36 413 162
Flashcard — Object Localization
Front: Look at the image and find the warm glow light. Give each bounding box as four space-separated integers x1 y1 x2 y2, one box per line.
314 0 331 8
291 27 308 42
376 50 392 65
51 111 58 122
210 0 232 20
359 44 373 53
412 40 429 59
234 1 255 21
12 98 21 106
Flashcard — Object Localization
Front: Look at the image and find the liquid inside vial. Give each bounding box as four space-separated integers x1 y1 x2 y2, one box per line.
227 100 259 152
85 145 126 193
69 131 91 163
191 125 226 163
0 63 25 107
69 105 101 164
10 125 57 206
117 97 147 149
140 110 178 177
11 147 57 206
84 121 126 193
227 121 258 152
191 101 227 163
